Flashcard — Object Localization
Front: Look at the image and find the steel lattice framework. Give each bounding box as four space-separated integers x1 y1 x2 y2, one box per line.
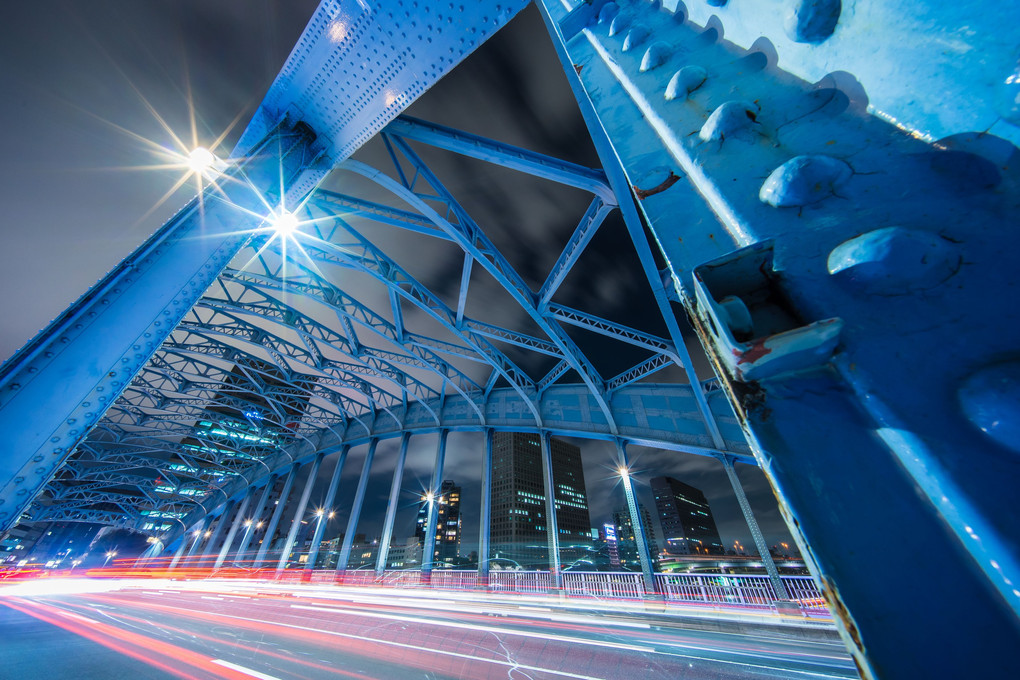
1 1 1018 678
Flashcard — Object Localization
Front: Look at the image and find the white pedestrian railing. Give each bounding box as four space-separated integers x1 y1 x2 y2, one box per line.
562 571 644 599
780 575 829 615
428 569 478 589
263 568 828 615
488 569 550 594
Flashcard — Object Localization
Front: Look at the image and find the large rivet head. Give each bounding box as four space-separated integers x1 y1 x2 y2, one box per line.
759 155 851 207
641 42 672 72
827 227 961 294
609 13 631 37
598 2 620 25
959 362 1020 454
623 24 650 52
699 101 760 142
784 0 841 43
665 66 707 100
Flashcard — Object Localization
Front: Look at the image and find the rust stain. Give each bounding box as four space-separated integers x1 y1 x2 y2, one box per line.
736 338 772 365
634 171 681 199
817 573 873 679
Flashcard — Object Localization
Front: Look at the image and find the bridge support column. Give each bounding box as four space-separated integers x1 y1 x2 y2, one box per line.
235 477 276 565
376 433 411 576
167 528 192 570
278 452 323 572
304 445 349 574
720 455 795 612
202 499 235 569
214 490 252 569
182 515 212 569
253 464 298 569
421 430 448 580
616 440 657 597
539 431 563 591
337 440 378 573
477 428 493 587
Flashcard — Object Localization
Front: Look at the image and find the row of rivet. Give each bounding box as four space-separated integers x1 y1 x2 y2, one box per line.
598 3 1020 450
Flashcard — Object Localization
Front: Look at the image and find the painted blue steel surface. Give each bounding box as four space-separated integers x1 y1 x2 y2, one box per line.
0 0 530 533
234 1 529 169
535 0 1020 676
0 123 322 530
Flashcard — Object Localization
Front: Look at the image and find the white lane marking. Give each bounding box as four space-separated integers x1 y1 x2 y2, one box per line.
211 659 282 680
200 596 224 601
291 604 653 652
211 613 604 680
218 594 251 600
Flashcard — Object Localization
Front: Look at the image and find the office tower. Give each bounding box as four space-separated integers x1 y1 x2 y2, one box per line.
612 504 659 570
651 476 724 555
414 480 462 566
489 432 592 568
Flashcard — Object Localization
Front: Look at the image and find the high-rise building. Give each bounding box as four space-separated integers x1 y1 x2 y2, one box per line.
651 476 724 555
414 480 461 566
612 504 659 570
489 432 592 568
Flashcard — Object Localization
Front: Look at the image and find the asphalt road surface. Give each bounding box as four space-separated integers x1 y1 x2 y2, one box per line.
0 580 858 680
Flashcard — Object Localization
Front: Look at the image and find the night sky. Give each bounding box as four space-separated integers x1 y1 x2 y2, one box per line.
0 1 796 556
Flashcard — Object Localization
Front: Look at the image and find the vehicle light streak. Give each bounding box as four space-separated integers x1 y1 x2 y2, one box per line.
54 602 405 680
80 593 630 680
1 598 256 680
126 583 848 665
82 590 851 677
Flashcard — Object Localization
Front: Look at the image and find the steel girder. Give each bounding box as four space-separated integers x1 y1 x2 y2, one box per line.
1 2 754 606
535 0 1020 676
0 0 531 532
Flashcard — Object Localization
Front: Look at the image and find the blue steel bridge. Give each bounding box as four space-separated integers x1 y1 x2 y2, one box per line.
0 1 1018 679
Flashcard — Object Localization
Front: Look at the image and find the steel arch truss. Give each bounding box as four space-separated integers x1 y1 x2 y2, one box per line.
21 114 739 554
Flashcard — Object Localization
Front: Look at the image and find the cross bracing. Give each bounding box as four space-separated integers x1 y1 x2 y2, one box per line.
11 108 742 539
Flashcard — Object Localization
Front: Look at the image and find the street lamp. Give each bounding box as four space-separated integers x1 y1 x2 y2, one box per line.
104 550 118 567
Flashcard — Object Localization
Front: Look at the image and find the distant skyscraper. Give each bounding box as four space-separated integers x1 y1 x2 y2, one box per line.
651 476 724 555
490 432 592 567
414 480 461 566
612 504 659 570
